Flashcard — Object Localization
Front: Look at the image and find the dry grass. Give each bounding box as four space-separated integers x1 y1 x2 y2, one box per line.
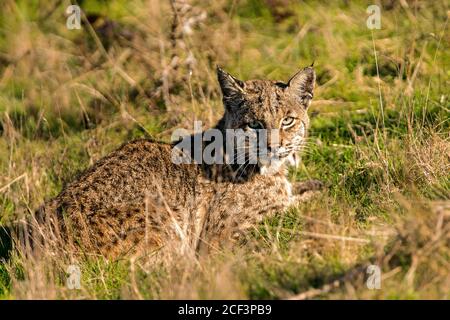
0 0 449 299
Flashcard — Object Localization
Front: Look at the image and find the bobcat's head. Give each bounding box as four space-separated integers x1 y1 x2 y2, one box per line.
217 66 315 176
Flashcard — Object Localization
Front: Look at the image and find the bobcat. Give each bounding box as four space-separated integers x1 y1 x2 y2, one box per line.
33 66 321 259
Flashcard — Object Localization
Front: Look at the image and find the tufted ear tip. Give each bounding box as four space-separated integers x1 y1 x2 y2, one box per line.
287 66 315 96
286 66 315 108
216 65 224 75
216 66 246 110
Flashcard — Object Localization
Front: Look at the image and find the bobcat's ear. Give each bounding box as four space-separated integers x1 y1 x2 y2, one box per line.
287 66 315 109
217 66 246 110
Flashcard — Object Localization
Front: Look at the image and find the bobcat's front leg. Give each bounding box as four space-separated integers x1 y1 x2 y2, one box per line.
291 179 324 203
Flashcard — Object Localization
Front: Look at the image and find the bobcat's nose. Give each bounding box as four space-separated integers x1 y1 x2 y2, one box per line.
267 146 287 158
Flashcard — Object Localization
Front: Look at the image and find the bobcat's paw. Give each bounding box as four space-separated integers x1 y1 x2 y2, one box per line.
292 179 324 195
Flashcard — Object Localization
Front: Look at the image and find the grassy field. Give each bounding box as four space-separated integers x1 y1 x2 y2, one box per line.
0 0 449 299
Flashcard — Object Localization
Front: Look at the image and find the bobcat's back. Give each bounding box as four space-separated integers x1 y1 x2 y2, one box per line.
43 139 201 257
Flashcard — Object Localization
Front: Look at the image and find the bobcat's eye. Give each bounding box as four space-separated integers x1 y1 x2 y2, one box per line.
247 120 264 130
281 117 296 129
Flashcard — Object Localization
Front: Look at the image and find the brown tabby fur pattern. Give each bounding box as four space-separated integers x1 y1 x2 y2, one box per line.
34 66 320 259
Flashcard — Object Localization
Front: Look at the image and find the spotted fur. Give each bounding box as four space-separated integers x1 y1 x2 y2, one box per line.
36 66 318 258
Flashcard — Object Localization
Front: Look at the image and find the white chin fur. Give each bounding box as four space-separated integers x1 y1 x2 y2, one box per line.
286 152 301 168
259 157 284 175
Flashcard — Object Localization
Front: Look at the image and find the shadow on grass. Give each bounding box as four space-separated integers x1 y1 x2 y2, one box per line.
0 226 12 261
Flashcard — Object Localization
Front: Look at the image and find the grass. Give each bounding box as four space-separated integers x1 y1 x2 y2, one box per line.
0 0 449 299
